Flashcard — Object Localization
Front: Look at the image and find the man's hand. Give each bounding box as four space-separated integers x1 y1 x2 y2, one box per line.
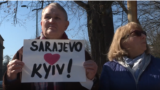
84 60 98 80
7 59 24 80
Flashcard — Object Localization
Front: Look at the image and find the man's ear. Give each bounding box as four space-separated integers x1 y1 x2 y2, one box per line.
64 21 69 31
41 21 42 26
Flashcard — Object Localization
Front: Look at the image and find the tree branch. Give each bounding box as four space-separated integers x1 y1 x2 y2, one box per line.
117 1 128 14
153 1 160 4
74 1 89 10
0 1 8 5
13 1 18 25
32 0 44 11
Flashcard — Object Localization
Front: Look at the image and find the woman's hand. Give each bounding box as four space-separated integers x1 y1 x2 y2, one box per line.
7 59 24 80
83 60 98 80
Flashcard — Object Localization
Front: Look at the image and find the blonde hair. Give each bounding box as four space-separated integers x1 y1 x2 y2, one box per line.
41 3 68 20
108 22 150 61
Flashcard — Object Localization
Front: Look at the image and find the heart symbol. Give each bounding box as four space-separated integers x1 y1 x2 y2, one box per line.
44 53 60 65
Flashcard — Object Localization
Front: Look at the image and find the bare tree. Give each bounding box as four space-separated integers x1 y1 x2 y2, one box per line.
1 1 115 74
72 1 114 73
0 1 8 5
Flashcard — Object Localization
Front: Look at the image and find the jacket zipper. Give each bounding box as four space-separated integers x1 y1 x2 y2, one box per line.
125 61 150 90
126 65 138 90
116 55 151 90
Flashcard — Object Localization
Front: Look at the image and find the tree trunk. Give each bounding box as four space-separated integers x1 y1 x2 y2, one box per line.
127 1 137 23
74 1 114 74
87 1 114 74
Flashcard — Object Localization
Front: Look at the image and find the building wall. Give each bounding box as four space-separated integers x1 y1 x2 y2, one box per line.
0 35 4 80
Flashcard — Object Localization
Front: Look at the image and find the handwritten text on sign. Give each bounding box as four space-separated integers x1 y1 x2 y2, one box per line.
22 40 86 82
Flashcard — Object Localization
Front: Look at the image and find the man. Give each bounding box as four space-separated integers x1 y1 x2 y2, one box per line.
3 3 98 90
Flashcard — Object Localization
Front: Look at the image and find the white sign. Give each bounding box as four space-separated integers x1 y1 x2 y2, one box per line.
22 40 86 82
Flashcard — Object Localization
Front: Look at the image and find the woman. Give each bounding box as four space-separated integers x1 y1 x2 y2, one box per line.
100 22 160 90
3 3 98 90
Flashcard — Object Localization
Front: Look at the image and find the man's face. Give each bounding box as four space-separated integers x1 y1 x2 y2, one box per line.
41 6 69 39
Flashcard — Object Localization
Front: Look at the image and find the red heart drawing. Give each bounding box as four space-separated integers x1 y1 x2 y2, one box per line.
44 53 60 65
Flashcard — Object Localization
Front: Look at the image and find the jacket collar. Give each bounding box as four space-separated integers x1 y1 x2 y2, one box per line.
114 54 151 84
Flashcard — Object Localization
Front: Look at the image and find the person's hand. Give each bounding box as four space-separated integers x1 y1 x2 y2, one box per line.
7 59 24 80
83 60 98 80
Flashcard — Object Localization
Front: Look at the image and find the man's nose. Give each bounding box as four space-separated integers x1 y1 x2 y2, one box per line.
49 18 54 23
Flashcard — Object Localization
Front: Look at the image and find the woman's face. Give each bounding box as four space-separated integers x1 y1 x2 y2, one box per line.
41 6 69 39
122 28 147 58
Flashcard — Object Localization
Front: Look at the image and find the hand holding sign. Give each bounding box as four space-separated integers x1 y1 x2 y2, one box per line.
84 60 98 80
7 59 24 80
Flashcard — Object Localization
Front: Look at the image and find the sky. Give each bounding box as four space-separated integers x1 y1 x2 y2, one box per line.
0 1 121 60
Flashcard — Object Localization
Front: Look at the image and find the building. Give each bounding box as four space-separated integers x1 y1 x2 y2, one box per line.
0 35 4 80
